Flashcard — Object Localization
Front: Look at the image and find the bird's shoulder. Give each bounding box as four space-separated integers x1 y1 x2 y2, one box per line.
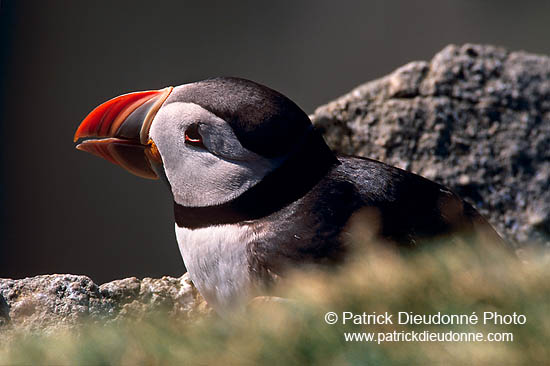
246 155 481 274
331 155 452 202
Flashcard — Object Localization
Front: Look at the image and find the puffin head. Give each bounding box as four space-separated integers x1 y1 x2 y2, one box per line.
74 77 332 208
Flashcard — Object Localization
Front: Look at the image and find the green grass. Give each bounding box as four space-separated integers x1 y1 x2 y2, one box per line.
1 239 549 365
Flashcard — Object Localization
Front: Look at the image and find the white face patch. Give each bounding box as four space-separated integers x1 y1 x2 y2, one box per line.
175 223 259 313
149 100 281 207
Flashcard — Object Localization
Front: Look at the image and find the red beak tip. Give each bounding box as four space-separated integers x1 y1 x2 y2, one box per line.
73 87 173 180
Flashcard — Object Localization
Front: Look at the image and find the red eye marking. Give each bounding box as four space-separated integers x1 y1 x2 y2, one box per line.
184 123 205 148
185 135 202 143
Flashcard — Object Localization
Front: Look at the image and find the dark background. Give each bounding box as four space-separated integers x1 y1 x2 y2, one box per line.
1 0 549 284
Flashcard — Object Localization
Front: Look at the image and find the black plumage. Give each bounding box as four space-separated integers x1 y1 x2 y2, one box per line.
171 95 505 279
171 77 505 278
167 77 313 157
246 155 504 278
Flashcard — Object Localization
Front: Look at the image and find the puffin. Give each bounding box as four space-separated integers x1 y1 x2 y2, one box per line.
74 77 505 313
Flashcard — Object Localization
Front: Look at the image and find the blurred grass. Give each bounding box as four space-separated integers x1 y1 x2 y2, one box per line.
1 238 549 365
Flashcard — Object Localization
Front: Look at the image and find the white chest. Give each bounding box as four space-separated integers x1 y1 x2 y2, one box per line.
175 223 257 313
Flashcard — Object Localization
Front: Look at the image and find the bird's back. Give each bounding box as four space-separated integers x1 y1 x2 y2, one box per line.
248 155 506 277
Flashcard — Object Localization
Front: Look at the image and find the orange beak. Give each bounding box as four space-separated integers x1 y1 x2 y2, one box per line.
74 87 173 179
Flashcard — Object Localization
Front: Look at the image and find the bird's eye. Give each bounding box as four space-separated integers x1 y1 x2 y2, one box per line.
184 123 205 148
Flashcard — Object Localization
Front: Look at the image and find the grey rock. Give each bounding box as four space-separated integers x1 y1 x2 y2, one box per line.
0 273 209 335
0 294 9 327
312 44 550 247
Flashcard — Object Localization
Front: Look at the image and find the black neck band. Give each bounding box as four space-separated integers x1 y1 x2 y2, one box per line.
174 131 338 229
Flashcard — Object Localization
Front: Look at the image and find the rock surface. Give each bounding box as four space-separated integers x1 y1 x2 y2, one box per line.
0 273 209 336
312 44 550 247
1 44 549 334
